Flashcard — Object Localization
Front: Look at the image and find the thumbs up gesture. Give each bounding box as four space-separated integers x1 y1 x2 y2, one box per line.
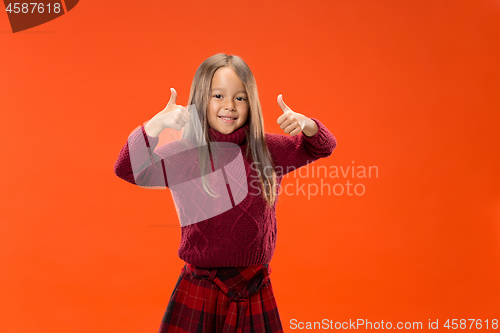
276 94 318 137
144 88 191 137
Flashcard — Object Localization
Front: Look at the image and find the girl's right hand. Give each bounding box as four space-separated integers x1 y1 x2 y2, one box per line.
145 88 190 136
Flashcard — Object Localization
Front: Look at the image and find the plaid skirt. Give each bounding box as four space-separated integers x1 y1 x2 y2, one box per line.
157 262 284 333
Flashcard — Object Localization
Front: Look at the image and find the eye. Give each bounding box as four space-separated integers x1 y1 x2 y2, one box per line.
214 94 222 99
237 97 246 101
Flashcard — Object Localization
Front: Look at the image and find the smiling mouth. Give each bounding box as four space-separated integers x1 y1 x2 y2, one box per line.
218 116 237 120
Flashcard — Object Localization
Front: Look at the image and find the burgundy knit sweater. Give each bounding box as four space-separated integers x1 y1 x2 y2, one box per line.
114 118 337 268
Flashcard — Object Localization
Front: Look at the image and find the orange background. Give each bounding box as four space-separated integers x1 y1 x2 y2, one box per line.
1 0 500 332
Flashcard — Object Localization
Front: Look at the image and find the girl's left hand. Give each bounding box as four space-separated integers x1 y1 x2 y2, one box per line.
277 94 318 137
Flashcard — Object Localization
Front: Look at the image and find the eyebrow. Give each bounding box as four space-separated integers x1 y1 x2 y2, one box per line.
211 88 247 94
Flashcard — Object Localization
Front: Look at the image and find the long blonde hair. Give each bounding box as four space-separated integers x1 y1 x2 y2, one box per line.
181 54 277 207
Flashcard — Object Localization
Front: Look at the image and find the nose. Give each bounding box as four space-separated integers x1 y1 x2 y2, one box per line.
224 101 235 111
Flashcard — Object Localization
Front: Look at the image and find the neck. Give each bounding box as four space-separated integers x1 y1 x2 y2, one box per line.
208 123 249 146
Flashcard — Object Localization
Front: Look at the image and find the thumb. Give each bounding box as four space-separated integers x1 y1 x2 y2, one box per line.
277 94 290 112
167 88 177 106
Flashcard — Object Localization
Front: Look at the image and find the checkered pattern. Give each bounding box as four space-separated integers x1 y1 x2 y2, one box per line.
157 263 284 333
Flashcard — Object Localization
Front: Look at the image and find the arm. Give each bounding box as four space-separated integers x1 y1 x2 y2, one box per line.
114 88 193 188
113 123 168 189
267 117 337 177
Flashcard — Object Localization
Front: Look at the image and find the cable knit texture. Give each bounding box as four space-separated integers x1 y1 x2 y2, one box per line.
114 118 337 267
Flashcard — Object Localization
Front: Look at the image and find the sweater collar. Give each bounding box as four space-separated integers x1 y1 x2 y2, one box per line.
208 122 249 146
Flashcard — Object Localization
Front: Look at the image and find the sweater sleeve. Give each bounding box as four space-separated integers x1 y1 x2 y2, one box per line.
266 117 337 176
113 124 169 188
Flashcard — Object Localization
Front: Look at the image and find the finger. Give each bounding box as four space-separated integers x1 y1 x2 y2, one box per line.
277 112 288 125
283 123 295 134
277 94 290 113
178 108 190 123
167 88 177 106
283 122 298 134
280 116 295 130
289 127 302 136
175 117 186 128
181 106 190 118
277 109 294 125
172 122 182 131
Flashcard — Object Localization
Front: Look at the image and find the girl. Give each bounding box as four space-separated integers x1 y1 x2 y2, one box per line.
114 54 337 333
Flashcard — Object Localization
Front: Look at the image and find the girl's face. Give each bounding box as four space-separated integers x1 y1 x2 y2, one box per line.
207 66 249 135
